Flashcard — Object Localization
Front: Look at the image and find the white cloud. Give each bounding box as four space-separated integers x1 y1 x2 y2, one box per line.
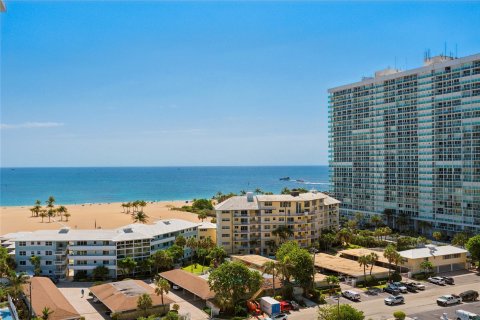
0 122 65 130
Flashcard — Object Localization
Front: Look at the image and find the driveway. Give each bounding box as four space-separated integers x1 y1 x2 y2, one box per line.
57 281 108 320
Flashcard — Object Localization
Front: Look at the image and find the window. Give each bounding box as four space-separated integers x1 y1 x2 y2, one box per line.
103 251 109 255
19 261 26 266
45 241 52 246
222 234 230 238
37 242 41 245
77 241 87 246
103 241 109 245
46 261 52 265
19 251 26 256
221 226 230 229
46 251 52 256
30 242 35 245
103 260 109 265
264 202 272 206
221 218 230 222
264 233 271 237
19 241 26 246
222 242 230 246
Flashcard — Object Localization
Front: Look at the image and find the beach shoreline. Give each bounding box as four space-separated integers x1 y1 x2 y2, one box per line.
0 200 207 235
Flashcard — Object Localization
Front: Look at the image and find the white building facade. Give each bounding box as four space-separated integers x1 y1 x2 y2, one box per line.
0 219 199 279
329 53 480 235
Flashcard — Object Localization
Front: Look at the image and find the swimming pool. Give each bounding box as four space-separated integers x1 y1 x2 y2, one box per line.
0 307 14 320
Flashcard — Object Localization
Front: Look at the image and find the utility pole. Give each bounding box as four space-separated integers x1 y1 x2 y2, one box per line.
29 280 33 320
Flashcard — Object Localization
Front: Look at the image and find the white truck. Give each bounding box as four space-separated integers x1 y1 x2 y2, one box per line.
260 297 281 316
455 310 480 320
436 294 461 306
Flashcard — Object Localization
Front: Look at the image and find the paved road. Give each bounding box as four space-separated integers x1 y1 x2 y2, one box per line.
288 273 480 320
410 301 480 320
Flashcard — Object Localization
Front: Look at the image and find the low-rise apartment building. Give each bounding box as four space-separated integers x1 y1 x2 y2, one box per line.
215 191 340 255
399 244 468 274
0 219 199 279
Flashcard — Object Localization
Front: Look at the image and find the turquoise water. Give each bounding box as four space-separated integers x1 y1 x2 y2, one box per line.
0 166 329 206
0 307 13 320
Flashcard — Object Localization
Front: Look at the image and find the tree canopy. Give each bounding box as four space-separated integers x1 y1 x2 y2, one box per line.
466 235 480 267
208 261 262 311
317 304 365 320
276 241 314 292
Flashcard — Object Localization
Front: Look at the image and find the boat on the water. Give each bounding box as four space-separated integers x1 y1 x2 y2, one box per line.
279 177 290 181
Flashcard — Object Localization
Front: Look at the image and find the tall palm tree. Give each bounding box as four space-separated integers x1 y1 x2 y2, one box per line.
30 255 41 276
239 190 246 196
125 202 132 214
41 307 54 320
139 200 147 212
368 252 379 277
56 206 67 221
325 275 339 295
47 208 56 223
154 278 170 306
121 203 127 213
8 271 28 299
383 244 398 280
370 215 382 228
254 188 263 195
358 255 369 283
39 209 47 223
64 211 71 222
186 237 198 268
152 250 173 273
133 211 149 224
197 211 208 222
272 226 293 244
45 196 56 210
262 261 279 294
336 228 351 246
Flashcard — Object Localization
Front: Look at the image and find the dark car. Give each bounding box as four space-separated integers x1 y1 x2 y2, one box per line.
459 290 479 302
442 277 454 285
404 282 418 293
383 285 401 295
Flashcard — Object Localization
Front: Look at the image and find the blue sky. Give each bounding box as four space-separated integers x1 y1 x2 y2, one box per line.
1 1 479 167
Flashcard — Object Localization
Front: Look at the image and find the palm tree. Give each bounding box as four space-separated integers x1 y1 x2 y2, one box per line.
280 187 291 195
117 257 137 277
139 200 147 212
175 235 186 248
277 256 293 283
56 206 67 221
64 211 71 222
121 203 127 213
186 237 198 268
383 244 398 280
125 202 132 214
358 255 369 283
254 188 263 195
262 261 279 294
30 255 41 276
198 237 215 271
336 228 351 247
370 215 382 228
272 226 293 244
39 209 47 223
433 231 443 242
382 208 395 229
47 208 56 223
154 278 170 306
239 190 246 196
368 252 379 277
8 271 28 299
420 260 434 275
33 199 42 217
133 211 149 224
41 307 54 320
45 196 56 210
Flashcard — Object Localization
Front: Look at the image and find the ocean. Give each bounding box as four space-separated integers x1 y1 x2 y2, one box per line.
0 166 330 206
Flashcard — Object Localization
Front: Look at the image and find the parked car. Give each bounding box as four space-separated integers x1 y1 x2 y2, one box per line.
436 294 461 306
455 309 480 320
404 282 418 292
384 295 404 306
459 290 479 302
393 282 408 293
280 301 294 312
410 282 426 290
270 313 288 320
428 276 446 285
442 276 455 285
383 285 401 295
342 290 361 301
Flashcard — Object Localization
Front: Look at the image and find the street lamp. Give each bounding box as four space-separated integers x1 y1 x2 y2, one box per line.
28 280 33 320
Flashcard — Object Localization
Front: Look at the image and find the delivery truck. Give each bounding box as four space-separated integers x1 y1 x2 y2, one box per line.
260 297 281 316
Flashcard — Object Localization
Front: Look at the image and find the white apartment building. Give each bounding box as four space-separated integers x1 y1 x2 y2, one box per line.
0 219 199 279
215 191 340 255
329 53 480 234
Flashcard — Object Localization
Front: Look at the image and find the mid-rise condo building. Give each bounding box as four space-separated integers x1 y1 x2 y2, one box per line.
0 219 199 279
215 191 340 255
329 53 480 234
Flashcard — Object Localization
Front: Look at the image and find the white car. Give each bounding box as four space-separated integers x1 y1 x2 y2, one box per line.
436 294 461 306
411 282 425 290
428 276 446 285
455 309 480 320
393 282 408 293
342 290 361 301
384 295 404 305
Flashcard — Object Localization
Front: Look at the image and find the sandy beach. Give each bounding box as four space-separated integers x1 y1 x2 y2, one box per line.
0 201 208 235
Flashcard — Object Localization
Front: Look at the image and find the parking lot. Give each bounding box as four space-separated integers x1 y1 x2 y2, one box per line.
288 272 480 320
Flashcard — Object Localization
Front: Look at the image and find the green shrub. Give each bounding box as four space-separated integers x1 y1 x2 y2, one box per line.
274 295 283 301
391 272 402 282
282 285 294 300
393 311 406 320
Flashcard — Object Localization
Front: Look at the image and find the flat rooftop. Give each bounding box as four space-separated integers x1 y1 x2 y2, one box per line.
314 253 390 278
339 248 390 264
399 245 467 260
231 254 276 269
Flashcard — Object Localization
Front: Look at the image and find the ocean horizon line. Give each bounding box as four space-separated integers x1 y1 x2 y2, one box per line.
1 164 328 169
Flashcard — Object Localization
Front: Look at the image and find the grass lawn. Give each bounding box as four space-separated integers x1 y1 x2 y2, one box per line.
182 264 210 274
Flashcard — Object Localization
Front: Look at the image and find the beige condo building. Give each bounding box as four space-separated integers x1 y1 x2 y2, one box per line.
215 191 340 255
